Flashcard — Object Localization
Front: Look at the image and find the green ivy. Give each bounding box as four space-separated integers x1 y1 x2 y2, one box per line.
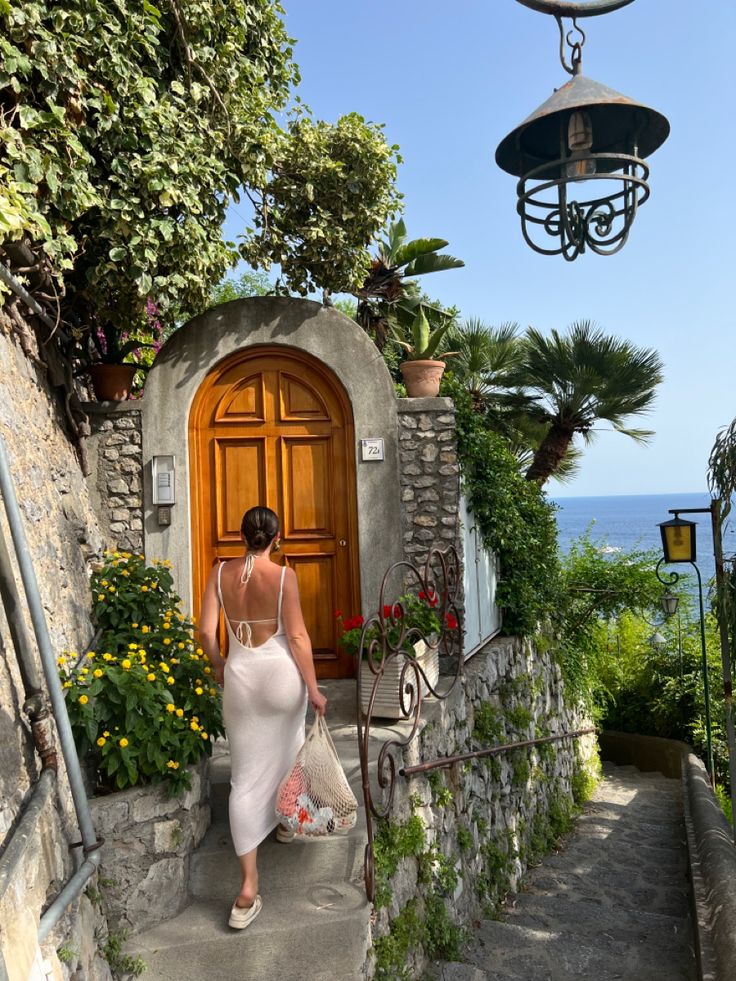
444 378 561 635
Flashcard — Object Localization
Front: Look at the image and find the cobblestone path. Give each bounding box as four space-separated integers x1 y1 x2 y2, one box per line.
431 763 697 981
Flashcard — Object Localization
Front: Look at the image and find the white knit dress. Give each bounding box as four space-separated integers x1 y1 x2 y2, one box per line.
219 564 307 856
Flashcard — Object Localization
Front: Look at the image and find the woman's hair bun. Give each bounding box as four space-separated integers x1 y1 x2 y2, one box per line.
241 506 280 551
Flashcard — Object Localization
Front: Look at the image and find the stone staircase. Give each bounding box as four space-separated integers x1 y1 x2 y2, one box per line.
430 763 697 981
128 682 372 981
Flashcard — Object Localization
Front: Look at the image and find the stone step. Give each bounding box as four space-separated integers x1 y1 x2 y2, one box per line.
127 897 369 981
464 920 695 981
506 893 691 952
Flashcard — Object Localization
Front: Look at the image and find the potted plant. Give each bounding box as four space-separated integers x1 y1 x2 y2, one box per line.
392 304 458 398
83 301 163 400
338 591 455 719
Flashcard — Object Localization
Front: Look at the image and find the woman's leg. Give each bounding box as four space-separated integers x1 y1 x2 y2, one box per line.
235 847 259 908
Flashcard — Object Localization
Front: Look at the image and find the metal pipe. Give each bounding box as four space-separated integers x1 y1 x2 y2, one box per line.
0 436 100 930
691 561 715 785
400 726 597 776
38 856 99 942
0 769 56 905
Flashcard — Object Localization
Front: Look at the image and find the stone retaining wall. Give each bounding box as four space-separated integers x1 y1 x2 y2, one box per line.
89 756 211 934
0 327 109 980
367 634 596 979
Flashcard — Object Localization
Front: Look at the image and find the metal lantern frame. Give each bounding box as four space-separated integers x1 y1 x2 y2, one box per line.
658 515 697 564
498 0 670 260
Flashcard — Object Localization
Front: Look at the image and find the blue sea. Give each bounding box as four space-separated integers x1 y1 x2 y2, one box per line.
551 492 736 594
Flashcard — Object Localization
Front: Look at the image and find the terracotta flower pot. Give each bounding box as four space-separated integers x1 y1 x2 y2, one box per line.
89 363 138 401
399 359 446 398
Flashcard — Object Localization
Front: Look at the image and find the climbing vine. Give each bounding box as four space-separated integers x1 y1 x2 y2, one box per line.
444 378 561 635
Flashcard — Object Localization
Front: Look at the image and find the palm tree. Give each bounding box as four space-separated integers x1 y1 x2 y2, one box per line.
450 318 522 412
355 219 464 349
518 320 664 485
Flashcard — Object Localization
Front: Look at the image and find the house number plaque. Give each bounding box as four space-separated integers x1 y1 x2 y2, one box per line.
360 438 384 462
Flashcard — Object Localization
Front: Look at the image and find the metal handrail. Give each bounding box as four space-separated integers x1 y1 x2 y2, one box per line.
400 726 598 776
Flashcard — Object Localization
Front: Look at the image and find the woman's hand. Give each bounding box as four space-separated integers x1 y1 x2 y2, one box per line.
309 687 327 716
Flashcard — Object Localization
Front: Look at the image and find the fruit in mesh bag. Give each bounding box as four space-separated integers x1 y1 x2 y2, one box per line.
276 761 306 820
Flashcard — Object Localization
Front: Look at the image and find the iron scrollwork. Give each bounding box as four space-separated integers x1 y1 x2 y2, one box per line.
356 545 463 902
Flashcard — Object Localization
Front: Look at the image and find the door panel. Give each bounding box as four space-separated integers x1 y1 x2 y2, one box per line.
189 347 359 678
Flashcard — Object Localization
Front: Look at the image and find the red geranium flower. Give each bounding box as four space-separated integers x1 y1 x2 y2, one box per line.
445 613 458 630
334 609 342 619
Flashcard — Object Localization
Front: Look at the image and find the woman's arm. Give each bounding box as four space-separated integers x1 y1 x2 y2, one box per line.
199 563 225 686
281 568 327 715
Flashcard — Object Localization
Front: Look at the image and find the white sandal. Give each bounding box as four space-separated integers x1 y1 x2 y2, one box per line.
276 824 295 843
228 894 262 930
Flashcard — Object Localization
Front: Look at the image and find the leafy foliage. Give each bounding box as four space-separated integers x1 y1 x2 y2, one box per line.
445 377 561 635
241 110 402 297
1 2 400 345
60 551 223 794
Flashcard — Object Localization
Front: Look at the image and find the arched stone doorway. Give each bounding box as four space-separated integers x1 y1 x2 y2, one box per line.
141 296 403 677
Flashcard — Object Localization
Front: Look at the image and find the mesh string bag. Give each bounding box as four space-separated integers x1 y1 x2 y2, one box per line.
275 716 358 836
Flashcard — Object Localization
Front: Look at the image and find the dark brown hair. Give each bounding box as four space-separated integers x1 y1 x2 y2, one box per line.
241 506 279 551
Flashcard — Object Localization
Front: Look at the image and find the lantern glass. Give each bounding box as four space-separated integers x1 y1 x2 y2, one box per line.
660 590 679 617
659 517 696 564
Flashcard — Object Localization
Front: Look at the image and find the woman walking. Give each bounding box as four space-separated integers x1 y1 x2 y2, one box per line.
199 506 327 929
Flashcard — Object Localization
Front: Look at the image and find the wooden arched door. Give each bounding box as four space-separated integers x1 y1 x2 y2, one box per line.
189 346 360 678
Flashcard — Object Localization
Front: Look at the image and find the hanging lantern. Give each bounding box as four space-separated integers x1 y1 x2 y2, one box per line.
497 1 670 260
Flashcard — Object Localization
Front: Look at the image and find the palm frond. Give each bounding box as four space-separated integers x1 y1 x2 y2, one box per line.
402 253 465 277
393 237 449 267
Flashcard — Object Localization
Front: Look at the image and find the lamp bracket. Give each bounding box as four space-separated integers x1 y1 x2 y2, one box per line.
556 15 585 75
655 557 681 589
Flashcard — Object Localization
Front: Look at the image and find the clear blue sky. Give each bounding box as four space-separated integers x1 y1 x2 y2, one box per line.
224 0 735 498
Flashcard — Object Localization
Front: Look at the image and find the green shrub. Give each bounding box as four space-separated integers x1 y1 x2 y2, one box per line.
60 551 223 794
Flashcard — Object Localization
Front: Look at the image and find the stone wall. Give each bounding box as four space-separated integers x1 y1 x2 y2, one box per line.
367 634 597 979
90 756 211 934
85 403 143 555
396 398 461 569
0 327 110 979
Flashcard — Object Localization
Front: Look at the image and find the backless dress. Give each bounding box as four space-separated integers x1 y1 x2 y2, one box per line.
218 563 307 855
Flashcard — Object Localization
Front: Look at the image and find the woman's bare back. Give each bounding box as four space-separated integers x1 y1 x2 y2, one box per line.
219 556 284 648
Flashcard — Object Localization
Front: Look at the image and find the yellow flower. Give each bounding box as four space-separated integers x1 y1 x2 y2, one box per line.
128 643 138 650
163 638 171 646
132 623 139 628
171 658 179 665
96 737 106 747
166 703 175 714
103 652 112 661
63 681 72 689
80 667 89 676
195 687 203 696
103 730 110 737
167 677 175 686
151 582 158 589
146 672 156 682
160 663 170 673
57 655 66 666
190 721 199 731
101 580 108 587
141 625 149 634
79 694 89 705
192 716 199 723
97 594 106 601
121 570 129 577
166 760 180 770
177 643 185 650
209 688 216 696
138 649 147 657
93 669 103 679
108 586 116 592
119 738 129 748
122 659 131 669
203 666 212 675
162 622 170 630
196 648 203 655
175 708 184 718
87 652 96 660
201 732 208 740
141 586 148 593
